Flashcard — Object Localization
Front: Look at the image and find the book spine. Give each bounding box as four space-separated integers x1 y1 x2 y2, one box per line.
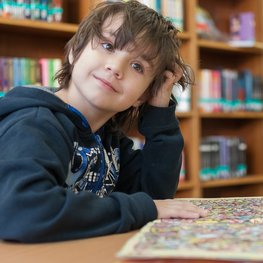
3 57 10 93
39 58 49 86
52 58 61 87
30 0 41 20
40 0 48 20
48 58 54 86
199 69 212 112
24 0 31 19
200 136 247 181
0 0 3 17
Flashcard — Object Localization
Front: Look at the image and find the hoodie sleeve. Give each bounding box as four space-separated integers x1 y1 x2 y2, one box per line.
0 108 157 243
115 102 184 199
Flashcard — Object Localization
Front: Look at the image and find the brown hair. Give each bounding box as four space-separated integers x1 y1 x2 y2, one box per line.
55 0 193 130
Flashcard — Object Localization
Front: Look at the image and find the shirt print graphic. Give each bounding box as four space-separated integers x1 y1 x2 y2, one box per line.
66 141 120 197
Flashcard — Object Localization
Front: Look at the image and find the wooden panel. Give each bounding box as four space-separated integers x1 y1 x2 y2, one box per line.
203 183 263 198
0 31 69 59
199 49 261 74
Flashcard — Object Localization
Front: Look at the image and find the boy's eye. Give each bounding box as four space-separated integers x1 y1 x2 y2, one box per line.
102 42 114 52
131 63 144 73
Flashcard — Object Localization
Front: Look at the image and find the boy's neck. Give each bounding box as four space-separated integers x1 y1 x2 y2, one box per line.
55 89 113 133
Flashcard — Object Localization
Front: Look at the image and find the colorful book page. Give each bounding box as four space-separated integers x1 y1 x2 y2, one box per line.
117 197 263 261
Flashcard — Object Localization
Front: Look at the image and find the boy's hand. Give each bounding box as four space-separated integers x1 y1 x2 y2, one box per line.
148 69 182 108
153 199 208 219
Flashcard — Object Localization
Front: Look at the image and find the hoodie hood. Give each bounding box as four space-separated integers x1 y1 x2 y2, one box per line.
0 86 90 131
0 86 67 117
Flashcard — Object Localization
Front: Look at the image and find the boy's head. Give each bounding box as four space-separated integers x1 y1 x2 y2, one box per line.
56 0 192 128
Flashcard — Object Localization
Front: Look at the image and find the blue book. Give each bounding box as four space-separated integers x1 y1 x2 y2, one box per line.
239 70 253 110
24 0 31 19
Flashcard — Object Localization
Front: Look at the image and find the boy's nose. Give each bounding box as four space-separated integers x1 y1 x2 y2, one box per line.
105 55 125 79
105 64 123 79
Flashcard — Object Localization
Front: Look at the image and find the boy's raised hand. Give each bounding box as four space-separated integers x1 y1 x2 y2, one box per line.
154 199 208 219
148 68 182 108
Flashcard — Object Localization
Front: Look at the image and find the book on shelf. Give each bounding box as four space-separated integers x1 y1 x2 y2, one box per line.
138 0 184 31
0 56 62 95
196 6 227 42
117 197 263 262
47 0 63 22
138 0 160 13
30 0 41 20
228 40 256 47
199 69 216 112
198 68 263 112
199 136 247 181
0 0 63 22
161 0 184 31
229 12 255 47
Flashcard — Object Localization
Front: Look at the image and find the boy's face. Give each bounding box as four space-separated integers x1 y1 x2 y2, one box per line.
67 15 156 119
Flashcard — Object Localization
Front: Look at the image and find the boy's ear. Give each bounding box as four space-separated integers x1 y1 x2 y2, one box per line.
68 49 74 64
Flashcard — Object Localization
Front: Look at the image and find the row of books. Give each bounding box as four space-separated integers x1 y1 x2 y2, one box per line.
200 136 247 181
199 69 263 112
196 6 256 47
137 0 184 31
0 0 63 22
129 134 248 183
0 57 62 95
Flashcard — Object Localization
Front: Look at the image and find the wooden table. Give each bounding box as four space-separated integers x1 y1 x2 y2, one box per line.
0 231 259 263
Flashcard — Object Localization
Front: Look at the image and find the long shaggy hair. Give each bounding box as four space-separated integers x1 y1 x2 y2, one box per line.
55 0 193 130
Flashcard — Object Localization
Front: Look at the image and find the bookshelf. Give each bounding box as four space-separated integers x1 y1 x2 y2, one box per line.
191 0 263 198
1 0 263 198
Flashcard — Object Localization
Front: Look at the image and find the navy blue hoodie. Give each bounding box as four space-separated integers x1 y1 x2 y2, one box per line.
0 86 183 243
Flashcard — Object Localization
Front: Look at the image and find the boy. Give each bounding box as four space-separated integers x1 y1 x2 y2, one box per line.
0 0 206 243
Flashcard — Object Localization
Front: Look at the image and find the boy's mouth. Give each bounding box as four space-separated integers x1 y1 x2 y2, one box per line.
93 75 118 93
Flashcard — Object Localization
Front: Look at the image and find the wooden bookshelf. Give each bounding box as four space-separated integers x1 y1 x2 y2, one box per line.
189 0 263 198
1 0 263 198
0 18 76 59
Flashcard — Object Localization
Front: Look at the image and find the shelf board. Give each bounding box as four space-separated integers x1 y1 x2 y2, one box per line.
178 32 191 40
198 39 263 54
177 111 194 118
0 17 192 40
0 17 78 37
199 111 263 119
201 175 263 188
178 180 194 190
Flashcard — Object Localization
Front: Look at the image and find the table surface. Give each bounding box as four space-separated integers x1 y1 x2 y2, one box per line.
0 231 258 263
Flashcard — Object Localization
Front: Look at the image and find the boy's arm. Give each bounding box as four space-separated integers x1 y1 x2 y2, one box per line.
0 110 157 243
115 70 183 199
115 101 183 199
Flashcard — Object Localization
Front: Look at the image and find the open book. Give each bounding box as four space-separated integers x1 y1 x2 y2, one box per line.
117 197 263 261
